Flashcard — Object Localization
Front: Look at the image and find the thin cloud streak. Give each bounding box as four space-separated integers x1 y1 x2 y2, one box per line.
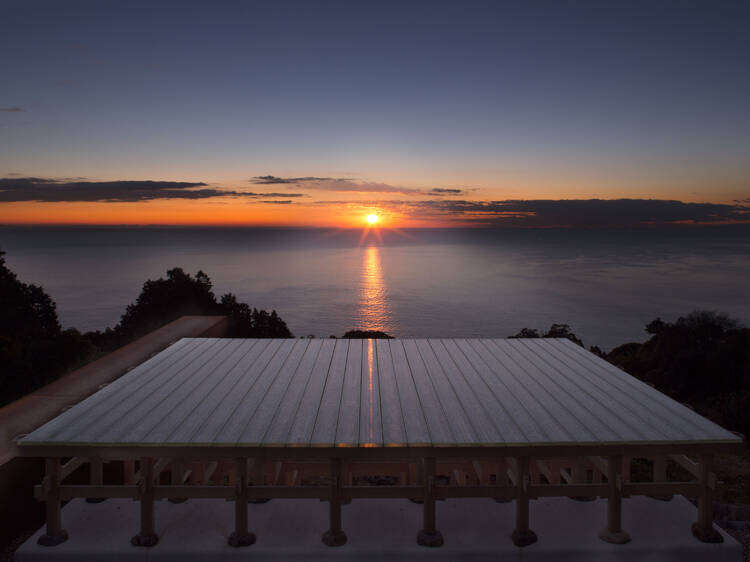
251 175 463 195
0 107 25 112
0 177 304 203
314 198 750 227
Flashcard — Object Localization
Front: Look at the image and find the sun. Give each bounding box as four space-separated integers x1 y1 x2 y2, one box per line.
366 213 379 225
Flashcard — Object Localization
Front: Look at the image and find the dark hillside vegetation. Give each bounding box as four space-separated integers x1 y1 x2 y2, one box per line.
607 311 750 439
0 251 292 405
94 267 292 350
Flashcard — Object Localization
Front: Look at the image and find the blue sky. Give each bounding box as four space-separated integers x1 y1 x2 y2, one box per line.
1 0 749 225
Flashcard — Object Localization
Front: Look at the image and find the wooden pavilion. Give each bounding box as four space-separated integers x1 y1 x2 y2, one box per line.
19 337 743 549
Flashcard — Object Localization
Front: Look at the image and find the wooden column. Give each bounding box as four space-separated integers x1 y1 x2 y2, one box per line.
228 458 256 547
569 459 596 501
86 456 106 503
37 458 68 546
322 457 347 546
131 457 158 547
169 459 188 503
691 454 722 543
493 459 511 503
417 457 443 547
512 456 537 547
249 458 270 504
650 455 673 501
599 455 630 544
408 459 425 503
123 459 135 484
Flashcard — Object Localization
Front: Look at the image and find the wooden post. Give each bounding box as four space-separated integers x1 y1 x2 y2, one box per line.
37 458 68 546
569 459 596 501
131 457 158 547
650 455 673 501
408 459 425 504
512 456 537 547
322 458 347 546
691 454 722 543
169 458 187 503
249 458 270 504
417 457 443 547
599 455 630 544
86 456 106 503
189 461 203 485
493 459 511 503
124 459 135 484
228 458 256 547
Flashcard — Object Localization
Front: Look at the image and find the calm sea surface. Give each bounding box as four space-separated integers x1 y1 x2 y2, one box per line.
1 226 748 351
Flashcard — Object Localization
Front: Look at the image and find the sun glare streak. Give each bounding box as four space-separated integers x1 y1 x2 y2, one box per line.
356 245 391 333
366 339 375 447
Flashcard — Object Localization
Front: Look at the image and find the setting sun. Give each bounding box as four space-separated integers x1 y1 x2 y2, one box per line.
366 213 379 225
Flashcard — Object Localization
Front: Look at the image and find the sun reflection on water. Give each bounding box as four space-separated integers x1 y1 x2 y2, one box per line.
356 245 392 333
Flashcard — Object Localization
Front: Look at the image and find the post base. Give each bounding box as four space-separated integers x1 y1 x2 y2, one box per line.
37 530 68 546
691 522 723 543
228 531 256 547
512 528 538 547
599 528 631 544
85 497 107 504
417 529 444 547
131 533 159 547
322 529 347 546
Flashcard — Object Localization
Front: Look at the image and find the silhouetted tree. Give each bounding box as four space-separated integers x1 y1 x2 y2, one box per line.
0 250 94 404
509 328 540 339
342 330 393 339
220 294 292 338
101 268 293 348
607 310 749 436
509 324 583 347
1 254 293 404
645 317 667 335
112 268 218 345
542 323 584 347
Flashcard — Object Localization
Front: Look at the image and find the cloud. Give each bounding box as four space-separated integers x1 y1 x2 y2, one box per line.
257 193 305 198
0 177 304 203
430 188 464 195
261 200 293 204
251 175 424 195
251 175 341 184
315 198 750 227
0 107 25 112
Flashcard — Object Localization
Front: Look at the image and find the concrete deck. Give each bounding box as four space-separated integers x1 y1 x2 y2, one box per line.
16 496 740 561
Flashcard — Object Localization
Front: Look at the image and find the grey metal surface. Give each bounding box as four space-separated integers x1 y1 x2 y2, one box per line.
20 338 741 448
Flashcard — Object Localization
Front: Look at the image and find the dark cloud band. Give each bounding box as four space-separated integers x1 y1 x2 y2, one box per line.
0 177 304 203
317 198 750 227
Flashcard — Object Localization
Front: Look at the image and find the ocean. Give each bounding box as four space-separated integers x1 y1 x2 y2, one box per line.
1 226 748 351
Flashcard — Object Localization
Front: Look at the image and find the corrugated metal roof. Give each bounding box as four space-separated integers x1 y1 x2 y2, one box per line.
20 338 740 448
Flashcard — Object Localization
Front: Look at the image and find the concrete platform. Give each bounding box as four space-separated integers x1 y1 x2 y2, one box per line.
17 496 740 561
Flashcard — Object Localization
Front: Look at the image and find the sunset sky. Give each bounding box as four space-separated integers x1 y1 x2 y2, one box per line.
1 0 749 227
